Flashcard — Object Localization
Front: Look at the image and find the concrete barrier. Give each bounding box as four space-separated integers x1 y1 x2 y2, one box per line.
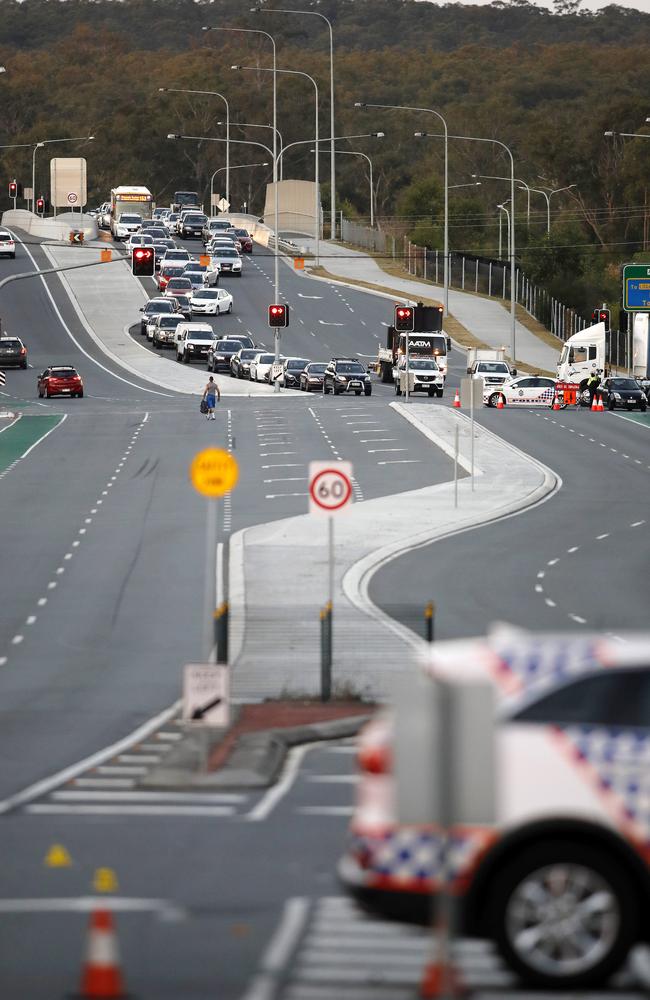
1 209 98 241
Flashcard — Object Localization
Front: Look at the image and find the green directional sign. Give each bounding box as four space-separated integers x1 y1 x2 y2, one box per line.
622 263 650 312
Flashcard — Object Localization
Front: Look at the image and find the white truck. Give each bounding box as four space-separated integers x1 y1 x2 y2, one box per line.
556 322 606 395
633 313 650 401
466 347 506 371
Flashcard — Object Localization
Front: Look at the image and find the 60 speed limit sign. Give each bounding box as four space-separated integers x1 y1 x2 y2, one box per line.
309 461 353 516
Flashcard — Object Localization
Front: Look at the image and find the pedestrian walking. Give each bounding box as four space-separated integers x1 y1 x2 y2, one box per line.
202 376 220 420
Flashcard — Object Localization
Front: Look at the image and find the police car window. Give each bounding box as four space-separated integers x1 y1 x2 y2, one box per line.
515 378 535 388
513 670 650 728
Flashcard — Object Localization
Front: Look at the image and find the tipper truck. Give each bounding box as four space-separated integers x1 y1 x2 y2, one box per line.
377 304 449 383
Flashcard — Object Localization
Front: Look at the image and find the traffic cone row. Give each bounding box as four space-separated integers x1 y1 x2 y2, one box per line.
591 393 604 412
453 388 461 408
78 909 127 998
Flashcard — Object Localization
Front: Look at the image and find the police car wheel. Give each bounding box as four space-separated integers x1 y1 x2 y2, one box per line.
489 840 637 989
489 392 503 408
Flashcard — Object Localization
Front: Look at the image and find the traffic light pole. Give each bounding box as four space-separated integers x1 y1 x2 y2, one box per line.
0 255 123 296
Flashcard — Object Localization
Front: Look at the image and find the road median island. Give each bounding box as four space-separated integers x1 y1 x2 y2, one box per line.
0 413 65 474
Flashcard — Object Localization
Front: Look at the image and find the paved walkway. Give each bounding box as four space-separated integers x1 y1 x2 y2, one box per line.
229 403 557 700
300 239 560 372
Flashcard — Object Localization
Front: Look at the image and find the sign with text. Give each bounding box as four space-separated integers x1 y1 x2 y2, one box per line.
182 663 229 726
623 264 650 312
50 157 87 209
309 461 353 516
190 448 239 498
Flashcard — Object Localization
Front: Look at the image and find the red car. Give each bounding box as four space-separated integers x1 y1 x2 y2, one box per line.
38 366 84 398
157 264 185 291
234 228 253 253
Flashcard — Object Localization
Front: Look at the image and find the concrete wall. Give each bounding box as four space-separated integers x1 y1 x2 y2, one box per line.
262 180 321 237
1 209 98 241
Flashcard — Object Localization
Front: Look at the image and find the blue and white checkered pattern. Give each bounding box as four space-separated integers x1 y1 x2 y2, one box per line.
492 636 602 704
350 827 492 889
561 726 650 843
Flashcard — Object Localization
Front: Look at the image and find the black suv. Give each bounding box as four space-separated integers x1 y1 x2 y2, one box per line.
208 339 248 373
180 213 208 239
0 336 28 369
323 357 372 396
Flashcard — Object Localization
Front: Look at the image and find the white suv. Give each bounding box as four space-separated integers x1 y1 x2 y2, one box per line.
341 627 650 990
175 323 215 364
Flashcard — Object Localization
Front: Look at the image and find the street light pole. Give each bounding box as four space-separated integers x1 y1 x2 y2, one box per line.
233 64 320 270
357 102 449 319
416 130 516 365
497 203 511 259
474 173 531 227
528 184 576 233
203 26 278 293
314 147 375 227
256 6 336 241
159 87 230 206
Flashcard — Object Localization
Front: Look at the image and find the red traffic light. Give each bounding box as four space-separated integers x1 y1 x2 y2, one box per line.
268 303 289 328
394 305 414 332
8 181 17 198
36 197 45 214
132 247 155 277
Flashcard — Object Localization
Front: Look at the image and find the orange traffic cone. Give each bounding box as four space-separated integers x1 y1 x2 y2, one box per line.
597 394 605 411
453 389 461 408
591 393 598 412
496 393 505 409
78 909 127 998
552 394 561 411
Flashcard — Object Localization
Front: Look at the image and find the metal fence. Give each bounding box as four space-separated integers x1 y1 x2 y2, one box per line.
340 218 387 254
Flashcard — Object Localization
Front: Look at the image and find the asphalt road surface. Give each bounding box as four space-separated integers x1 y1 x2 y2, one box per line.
0 230 646 998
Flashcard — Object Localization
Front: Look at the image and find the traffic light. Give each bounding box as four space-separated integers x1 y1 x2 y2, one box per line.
592 307 610 331
36 196 45 215
395 305 414 332
132 247 155 277
268 303 289 328
8 181 17 199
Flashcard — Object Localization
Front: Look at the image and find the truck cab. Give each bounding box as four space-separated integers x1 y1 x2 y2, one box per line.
557 323 606 392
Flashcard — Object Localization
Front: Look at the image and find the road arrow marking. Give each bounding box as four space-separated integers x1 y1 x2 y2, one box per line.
297 293 323 299
318 320 344 327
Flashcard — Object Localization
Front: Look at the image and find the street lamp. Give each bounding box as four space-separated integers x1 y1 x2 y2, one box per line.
202 25 278 286
357 102 449 319
312 147 376 227
210 161 269 214
217 122 284 179
0 67 6 75
254 6 337 241
523 184 576 233
473 172 533 226
32 134 94 214
159 87 230 205
449 181 482 190
233 64 320 267
416 129 516 364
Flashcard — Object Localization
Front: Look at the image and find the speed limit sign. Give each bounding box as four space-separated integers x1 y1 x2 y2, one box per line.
309 461 353 516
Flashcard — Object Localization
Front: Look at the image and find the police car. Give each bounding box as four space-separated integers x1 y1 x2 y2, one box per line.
484 374 557 407
340 627 650 990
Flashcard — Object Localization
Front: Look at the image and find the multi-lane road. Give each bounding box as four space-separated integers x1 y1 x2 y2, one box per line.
0 229 648 997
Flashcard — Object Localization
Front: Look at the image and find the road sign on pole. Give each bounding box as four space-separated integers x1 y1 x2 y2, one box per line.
190 448 239 498
182 663 229 726
309 462 353 516
622 263 650 312
217 197 230 213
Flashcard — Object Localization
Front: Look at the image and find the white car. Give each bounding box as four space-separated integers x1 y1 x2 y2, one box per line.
112 213 143 239
0 229 16 258
160 249 193 267
341 627 650 991
190 288 233 316
125 234 155 256
182 263 219 288
484 373 557 408
210 247 242 277
394 357 444 397
249 352 282 383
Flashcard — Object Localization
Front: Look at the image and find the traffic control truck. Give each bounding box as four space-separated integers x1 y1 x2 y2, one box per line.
556 322 607 397
377 305 450 383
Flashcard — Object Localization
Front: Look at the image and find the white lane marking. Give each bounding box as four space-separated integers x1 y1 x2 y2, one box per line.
536 571 545 579
0 700 181 814
260 452 297 457
263 478 307 483
377 459 421 465
47 582 57 590
26 804 235 816
631 520 645 527
534 585 544 593
545 598 557 607
261 464 302 469
246 744 316 822
318 320 344 327
265 493 309 499
239 898 311 1000
37 598 47 607
596 533 609 540
51 790 246 803
295 806 355 816
96 766 149 775
351 429 389 434
547 558 559 566
306 774 358 783
367 448 406 454
25 616 36 626
72 778 135 789
116 754 160 764
567 546 579 553
11 635 23 645
569 613 587 624
361 438 396 443
0 657 7 666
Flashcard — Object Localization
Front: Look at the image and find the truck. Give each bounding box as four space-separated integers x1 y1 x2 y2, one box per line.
377 305 450 383
171 190 201 214
109 186 153 238
556 322 606 396
466 347 506 371
633 313 650 401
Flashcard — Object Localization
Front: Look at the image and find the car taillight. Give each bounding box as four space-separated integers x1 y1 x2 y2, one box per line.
357 744 391 775
20 348 26 355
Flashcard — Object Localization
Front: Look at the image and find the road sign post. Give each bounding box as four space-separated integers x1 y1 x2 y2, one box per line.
460 377 483 492
190 449 239 663
309 462 353 701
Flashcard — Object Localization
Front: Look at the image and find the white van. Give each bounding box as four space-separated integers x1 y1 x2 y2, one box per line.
175 322 215 364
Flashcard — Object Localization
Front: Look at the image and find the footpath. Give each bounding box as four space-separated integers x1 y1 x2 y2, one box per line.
299 239 560 373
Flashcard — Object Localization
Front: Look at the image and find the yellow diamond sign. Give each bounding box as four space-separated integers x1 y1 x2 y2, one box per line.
190 448 239 498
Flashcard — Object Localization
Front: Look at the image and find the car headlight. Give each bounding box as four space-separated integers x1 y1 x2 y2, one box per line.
613 392 621 399
336 375 346 381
